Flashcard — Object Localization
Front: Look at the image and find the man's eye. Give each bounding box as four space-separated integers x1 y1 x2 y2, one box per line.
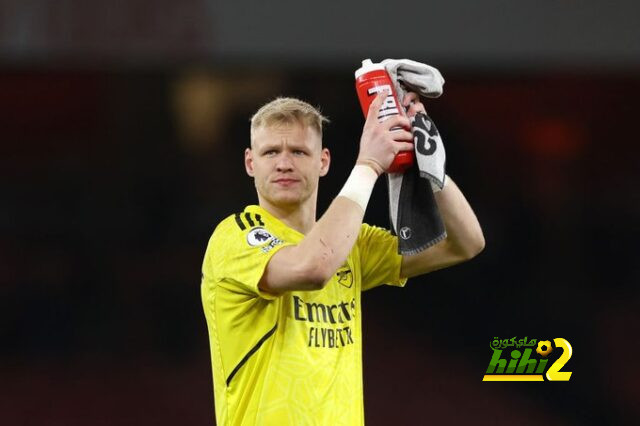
264 150 277 156
293 150 306 156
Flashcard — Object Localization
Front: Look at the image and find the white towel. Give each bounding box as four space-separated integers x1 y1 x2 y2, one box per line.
383 58 446 190
382 58 445 98
382 59 448 254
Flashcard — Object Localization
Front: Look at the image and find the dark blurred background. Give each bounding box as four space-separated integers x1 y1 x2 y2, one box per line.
1 1 639 425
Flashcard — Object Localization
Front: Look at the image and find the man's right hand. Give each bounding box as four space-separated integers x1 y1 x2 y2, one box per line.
356 91 414 175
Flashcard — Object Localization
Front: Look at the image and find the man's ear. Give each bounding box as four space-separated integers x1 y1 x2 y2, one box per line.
245 148 254 177
319 148 330 177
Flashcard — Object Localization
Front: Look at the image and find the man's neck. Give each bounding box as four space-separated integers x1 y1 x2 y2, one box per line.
258 198 316 235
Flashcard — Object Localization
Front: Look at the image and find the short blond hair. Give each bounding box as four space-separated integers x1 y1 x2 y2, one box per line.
250 97 329 144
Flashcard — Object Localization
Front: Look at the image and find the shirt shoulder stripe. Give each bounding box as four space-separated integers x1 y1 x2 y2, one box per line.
244 212 255 227
234 212 247 230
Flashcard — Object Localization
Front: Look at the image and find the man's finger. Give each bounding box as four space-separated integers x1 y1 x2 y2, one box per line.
392 130 414 143
402 92 419 107
382 115 411 131
366 91 389 121
407 100 426 118
394 141 415 152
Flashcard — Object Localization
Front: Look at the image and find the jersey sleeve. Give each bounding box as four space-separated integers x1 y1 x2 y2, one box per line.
202 216 293 299
356 223 408 291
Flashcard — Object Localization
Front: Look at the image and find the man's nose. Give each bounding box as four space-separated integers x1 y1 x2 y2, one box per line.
275 152 294 171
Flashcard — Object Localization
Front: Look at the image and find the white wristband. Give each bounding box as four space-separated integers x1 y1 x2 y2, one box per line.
337 165 378 211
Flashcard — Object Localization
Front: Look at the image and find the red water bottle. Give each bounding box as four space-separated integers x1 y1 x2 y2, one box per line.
355 59 414 173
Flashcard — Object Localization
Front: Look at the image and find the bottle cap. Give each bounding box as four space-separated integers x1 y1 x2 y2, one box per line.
355 59 385 79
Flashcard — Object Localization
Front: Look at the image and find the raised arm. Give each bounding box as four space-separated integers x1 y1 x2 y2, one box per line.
399 92 484 278
259 92 414 294
400 176 485 278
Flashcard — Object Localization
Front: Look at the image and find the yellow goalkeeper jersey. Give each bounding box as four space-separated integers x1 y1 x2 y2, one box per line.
201 205 407 426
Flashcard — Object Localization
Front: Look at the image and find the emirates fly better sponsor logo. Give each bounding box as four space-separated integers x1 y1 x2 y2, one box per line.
292 295 356 349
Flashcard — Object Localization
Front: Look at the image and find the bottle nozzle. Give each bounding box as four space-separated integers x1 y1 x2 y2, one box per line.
354 58 383 79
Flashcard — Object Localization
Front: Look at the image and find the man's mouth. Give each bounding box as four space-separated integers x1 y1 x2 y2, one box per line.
274 178 299 186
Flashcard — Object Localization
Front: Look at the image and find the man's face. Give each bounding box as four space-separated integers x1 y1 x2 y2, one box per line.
245 122 330 209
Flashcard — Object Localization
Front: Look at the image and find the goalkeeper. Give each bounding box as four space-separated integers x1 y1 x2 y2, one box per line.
201 90 484 425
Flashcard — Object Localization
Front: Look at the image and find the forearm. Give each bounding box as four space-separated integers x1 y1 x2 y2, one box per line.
299 164 379 282
435 177 485 258
296 196 366 282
